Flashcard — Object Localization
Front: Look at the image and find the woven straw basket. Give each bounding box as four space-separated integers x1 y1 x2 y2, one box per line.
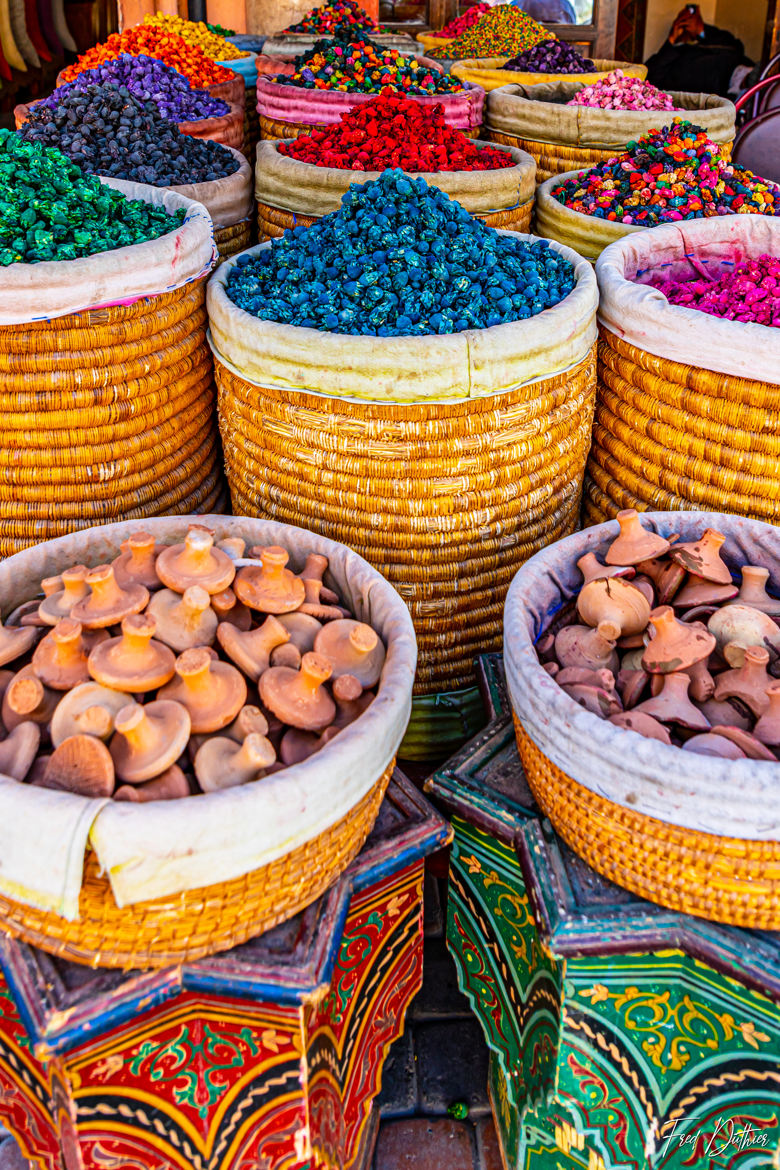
215 217 254 259
505 511 780 928
254 138 536 240
535 168 641 261
0 515 415 968
450 58 646 93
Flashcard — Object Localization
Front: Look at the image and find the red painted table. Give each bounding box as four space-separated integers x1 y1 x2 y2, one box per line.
0 771 450 1170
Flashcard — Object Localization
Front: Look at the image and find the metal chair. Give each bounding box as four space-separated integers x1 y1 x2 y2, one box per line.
731 106 780 184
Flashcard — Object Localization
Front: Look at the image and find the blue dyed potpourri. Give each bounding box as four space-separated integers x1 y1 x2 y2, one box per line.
226 169 575 335
0 130 184 265
37 54 229 122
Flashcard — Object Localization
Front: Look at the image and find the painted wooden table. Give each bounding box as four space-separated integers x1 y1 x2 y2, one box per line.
427 656 780 1170
0 771 450 1170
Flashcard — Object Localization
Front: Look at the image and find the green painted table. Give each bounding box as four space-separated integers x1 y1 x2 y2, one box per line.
427 655 780 1170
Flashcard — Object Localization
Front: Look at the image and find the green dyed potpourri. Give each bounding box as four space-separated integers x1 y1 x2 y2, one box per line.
0 130 184 266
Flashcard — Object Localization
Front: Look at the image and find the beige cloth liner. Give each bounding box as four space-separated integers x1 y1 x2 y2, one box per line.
262 32 422 58
487 83 735 147
0 179 215 326
170 146 253 229
207 232 597 403
596 215 780 386
254 138 536 216
535 168 640 261
0 515 417 917
450 58 646 93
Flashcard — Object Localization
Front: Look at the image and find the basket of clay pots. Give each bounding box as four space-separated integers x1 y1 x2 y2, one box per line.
0 514 415 968
505 507 780 929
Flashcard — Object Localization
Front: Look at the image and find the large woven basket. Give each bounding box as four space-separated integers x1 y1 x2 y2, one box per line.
535 168 641 261
450 57 646 93
255 138 536 239
0 515 415 968
178 101 245 151
505 511 780 929
208 69 245 107
214 216 254 259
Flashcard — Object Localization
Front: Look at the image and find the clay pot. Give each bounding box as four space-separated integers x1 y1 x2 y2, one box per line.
672 574 738 609
710 725 777 761
112 532 162 591
279 727 322 765
211 587 252 631
259 652 336 732
713 646 773 718
158 647 247 733
556 666 616 692
9 600 48 628
38 565 90 625
50 681 128 748
608 710 672 744
333 674 374 729
42 576 64 598
299 576 347 621
41 733 115 796
277 612 322 652
732 566 780 617
753 682 780 745
682 733 746 759
634 671 710 731
576 578 651 637
620 647 645 672
313 619 386 687
576 552 635 585
0 721 40 781
147 586 218 652
670 528 731 585
110 700 192 783
634 556 686 605
707 604 780 665
631 576 656 607
641 606 716 674
194 732 277 792
680 654 716 704
544 662 559 677
114 764 190 802
616 667 649 709
698 697 752 731
217 536 246 561
88 614 176 693
604 509 671 566
71 564 148 629
156 524 236 595
31 619 93 690
0 616 38 669
297 552 341 605
235 546 305 614
223 705 269 744
216 614 290 683
2 666 59 731
271 643 302 669
561 681 622 719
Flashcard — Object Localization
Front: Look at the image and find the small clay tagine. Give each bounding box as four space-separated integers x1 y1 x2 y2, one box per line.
277 612 322 653
216 615 290 683
71 564 148 629
672 574 738 609
710 725 777 762
260 652 336 732
604 510 671 566
708 604 780 665
333 674 374 729
156 524 236 595
38 565 90 625
194 732 277 792
88 614 176 693
555 622 620 674
732 566 780 618
313 619 386 687
234 546 305 614
2 666 59 731
158 647 247 733
50 681 129 747
576 552 635 585
223 705 269 744
147 586 218 652
0 616 38 668
713 645 773 718
634 671 710 731
297 552 341 605
752 682 780 746
112 532 162 591
211 588 252 631
576 577 651 637
271 643 302 668
114 764 190 802
41 734 115 796
670 528 732 585
0 721 40 781
31 619 92 690
608 711 671 744
642 606 715 674
634 556 686 605
217 536 246 561
110 700 191 783
299 577 347 622
682 733 746 759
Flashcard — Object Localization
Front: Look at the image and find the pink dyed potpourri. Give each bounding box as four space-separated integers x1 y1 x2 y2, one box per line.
651 254 780 327
568 69 677 111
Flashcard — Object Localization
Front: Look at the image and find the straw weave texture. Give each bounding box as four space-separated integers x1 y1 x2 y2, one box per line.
215 348 595 694
215 217 254 259
244 99 260 160
0 280 222 555
260 114 328 140
256 197 533 239
515 717 780 927
0 762 392 968
587 329 780 523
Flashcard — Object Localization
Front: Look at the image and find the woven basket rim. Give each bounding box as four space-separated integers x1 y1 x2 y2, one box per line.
536 166 644 235
504 509 780 841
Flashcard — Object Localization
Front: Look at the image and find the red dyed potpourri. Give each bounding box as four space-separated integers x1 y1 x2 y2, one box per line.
279 91 515 171
430 3 490 37
651 254 780 327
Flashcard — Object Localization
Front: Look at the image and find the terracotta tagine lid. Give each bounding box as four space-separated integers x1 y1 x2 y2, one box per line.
216 615 290 683
680 652 715 704
710 725 777 761
217 536 246 561
211 587 252 631
707 604 780 665
2 666 59 731
634 555 686 606
271 643 302 668
297 552 341 605
630 575 655 607
713 645 772 718
672 574 738 609
698 697 752 731
158 647 247 733
576 552 635 585
560 681 622 719
634 671 711 731
38 565 90 625
50 681 129 748
604 510 671 566
670 528 731 585
88 614 176 693
42 576 64 598
10 599 49 629
234 546 305 614
147 586 218 652
753 682 780 746
31 619 93 690
71 564 148 629
110 700 192 783
641 606 716 673
224 705 269 744
608 710 672 744
576 577 651 636
299 577 347 622
616 667 649 709
0 617 38 669
732 566 780 617
156 525 236 595
259 651 336 732
114 763 190 802
40 733 115 796
277 612 322 652
555 621 620 674
194 732 277 792
112 532 162 591
0 721 40 781
313 619 385 687
682 732 746 759
333 673 374 729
